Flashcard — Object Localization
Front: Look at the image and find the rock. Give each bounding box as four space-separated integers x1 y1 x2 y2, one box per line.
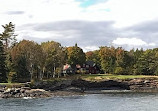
0 86 52 98
3 88 11 94
15 88 21 93
21 87 31 90
64 87 83 92
31 89 46 92
0 89 4 92
1 78 158 98
94 77 102 80
20 89 25 93
144 80 150 83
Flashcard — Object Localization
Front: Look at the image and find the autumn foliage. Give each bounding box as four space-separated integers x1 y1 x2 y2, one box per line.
1 22 158 83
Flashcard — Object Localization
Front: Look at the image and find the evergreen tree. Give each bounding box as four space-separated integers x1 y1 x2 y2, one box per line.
0 41 7 82
0 22 17 50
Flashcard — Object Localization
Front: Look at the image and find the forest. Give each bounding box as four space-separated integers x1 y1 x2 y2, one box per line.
0 22 158 83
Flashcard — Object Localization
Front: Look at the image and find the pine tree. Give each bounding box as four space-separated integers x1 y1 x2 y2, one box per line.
0 41 7 82
0 22 17 50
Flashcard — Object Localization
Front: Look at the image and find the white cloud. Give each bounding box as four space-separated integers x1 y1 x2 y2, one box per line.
18 30 62 39
149 43 156 46
1 0 158 28
112 38 147 46
82 46 99 52
112 38 156 50
86 0 158 27
0 0 158 50
0 0 82 25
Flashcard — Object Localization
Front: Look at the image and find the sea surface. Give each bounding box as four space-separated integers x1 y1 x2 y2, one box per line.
1 92 158 111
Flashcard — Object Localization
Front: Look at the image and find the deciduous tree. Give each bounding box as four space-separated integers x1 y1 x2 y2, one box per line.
66 44 86 68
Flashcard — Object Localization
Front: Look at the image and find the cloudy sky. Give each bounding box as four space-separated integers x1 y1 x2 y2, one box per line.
0 0 158 51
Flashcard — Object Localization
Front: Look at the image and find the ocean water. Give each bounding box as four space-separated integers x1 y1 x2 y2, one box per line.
1 93 158 111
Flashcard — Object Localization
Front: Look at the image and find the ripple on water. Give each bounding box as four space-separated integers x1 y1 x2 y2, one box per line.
0 93 158 111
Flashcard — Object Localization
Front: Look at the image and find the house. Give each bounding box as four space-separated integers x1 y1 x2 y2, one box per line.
75 61 100 74
82 61 100 74
63 61 100 75
63 64 74 75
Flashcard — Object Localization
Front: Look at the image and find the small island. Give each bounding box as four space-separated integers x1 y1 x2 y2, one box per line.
0 22 158 98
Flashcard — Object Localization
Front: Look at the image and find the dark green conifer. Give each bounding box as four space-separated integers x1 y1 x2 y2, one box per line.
0 41 7 82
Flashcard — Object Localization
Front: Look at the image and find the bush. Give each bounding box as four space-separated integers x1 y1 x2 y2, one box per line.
154 68 158 75
114 67 124 74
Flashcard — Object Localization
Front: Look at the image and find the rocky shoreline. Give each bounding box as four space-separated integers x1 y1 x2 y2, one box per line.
0 87 51 98
1 78 158 98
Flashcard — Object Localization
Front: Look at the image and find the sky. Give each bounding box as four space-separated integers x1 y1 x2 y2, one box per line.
0 0 158 52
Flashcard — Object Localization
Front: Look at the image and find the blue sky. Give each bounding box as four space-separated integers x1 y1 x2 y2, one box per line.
0 0 158 51
77 0 108 8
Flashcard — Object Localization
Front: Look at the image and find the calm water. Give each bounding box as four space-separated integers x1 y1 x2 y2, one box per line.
1 93 158 111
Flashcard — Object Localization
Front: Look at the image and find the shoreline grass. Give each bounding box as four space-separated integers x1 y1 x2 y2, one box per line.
80 74 158 81
1 74 158 84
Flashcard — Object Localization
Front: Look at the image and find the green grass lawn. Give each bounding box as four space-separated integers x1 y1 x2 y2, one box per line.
1 74 158 85
80 74 158 81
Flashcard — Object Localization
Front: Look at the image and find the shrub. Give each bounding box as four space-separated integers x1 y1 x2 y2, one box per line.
114 67 124 74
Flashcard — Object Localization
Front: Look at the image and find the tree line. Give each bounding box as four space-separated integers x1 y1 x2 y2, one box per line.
87 47 158 75
0 22 158 83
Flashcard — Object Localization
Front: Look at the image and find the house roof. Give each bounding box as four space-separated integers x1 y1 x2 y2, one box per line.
85 61 95 67
76 64 81 68
63 64 71 70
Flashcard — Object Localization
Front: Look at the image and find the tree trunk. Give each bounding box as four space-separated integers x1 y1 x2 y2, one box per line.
5 39 8 51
